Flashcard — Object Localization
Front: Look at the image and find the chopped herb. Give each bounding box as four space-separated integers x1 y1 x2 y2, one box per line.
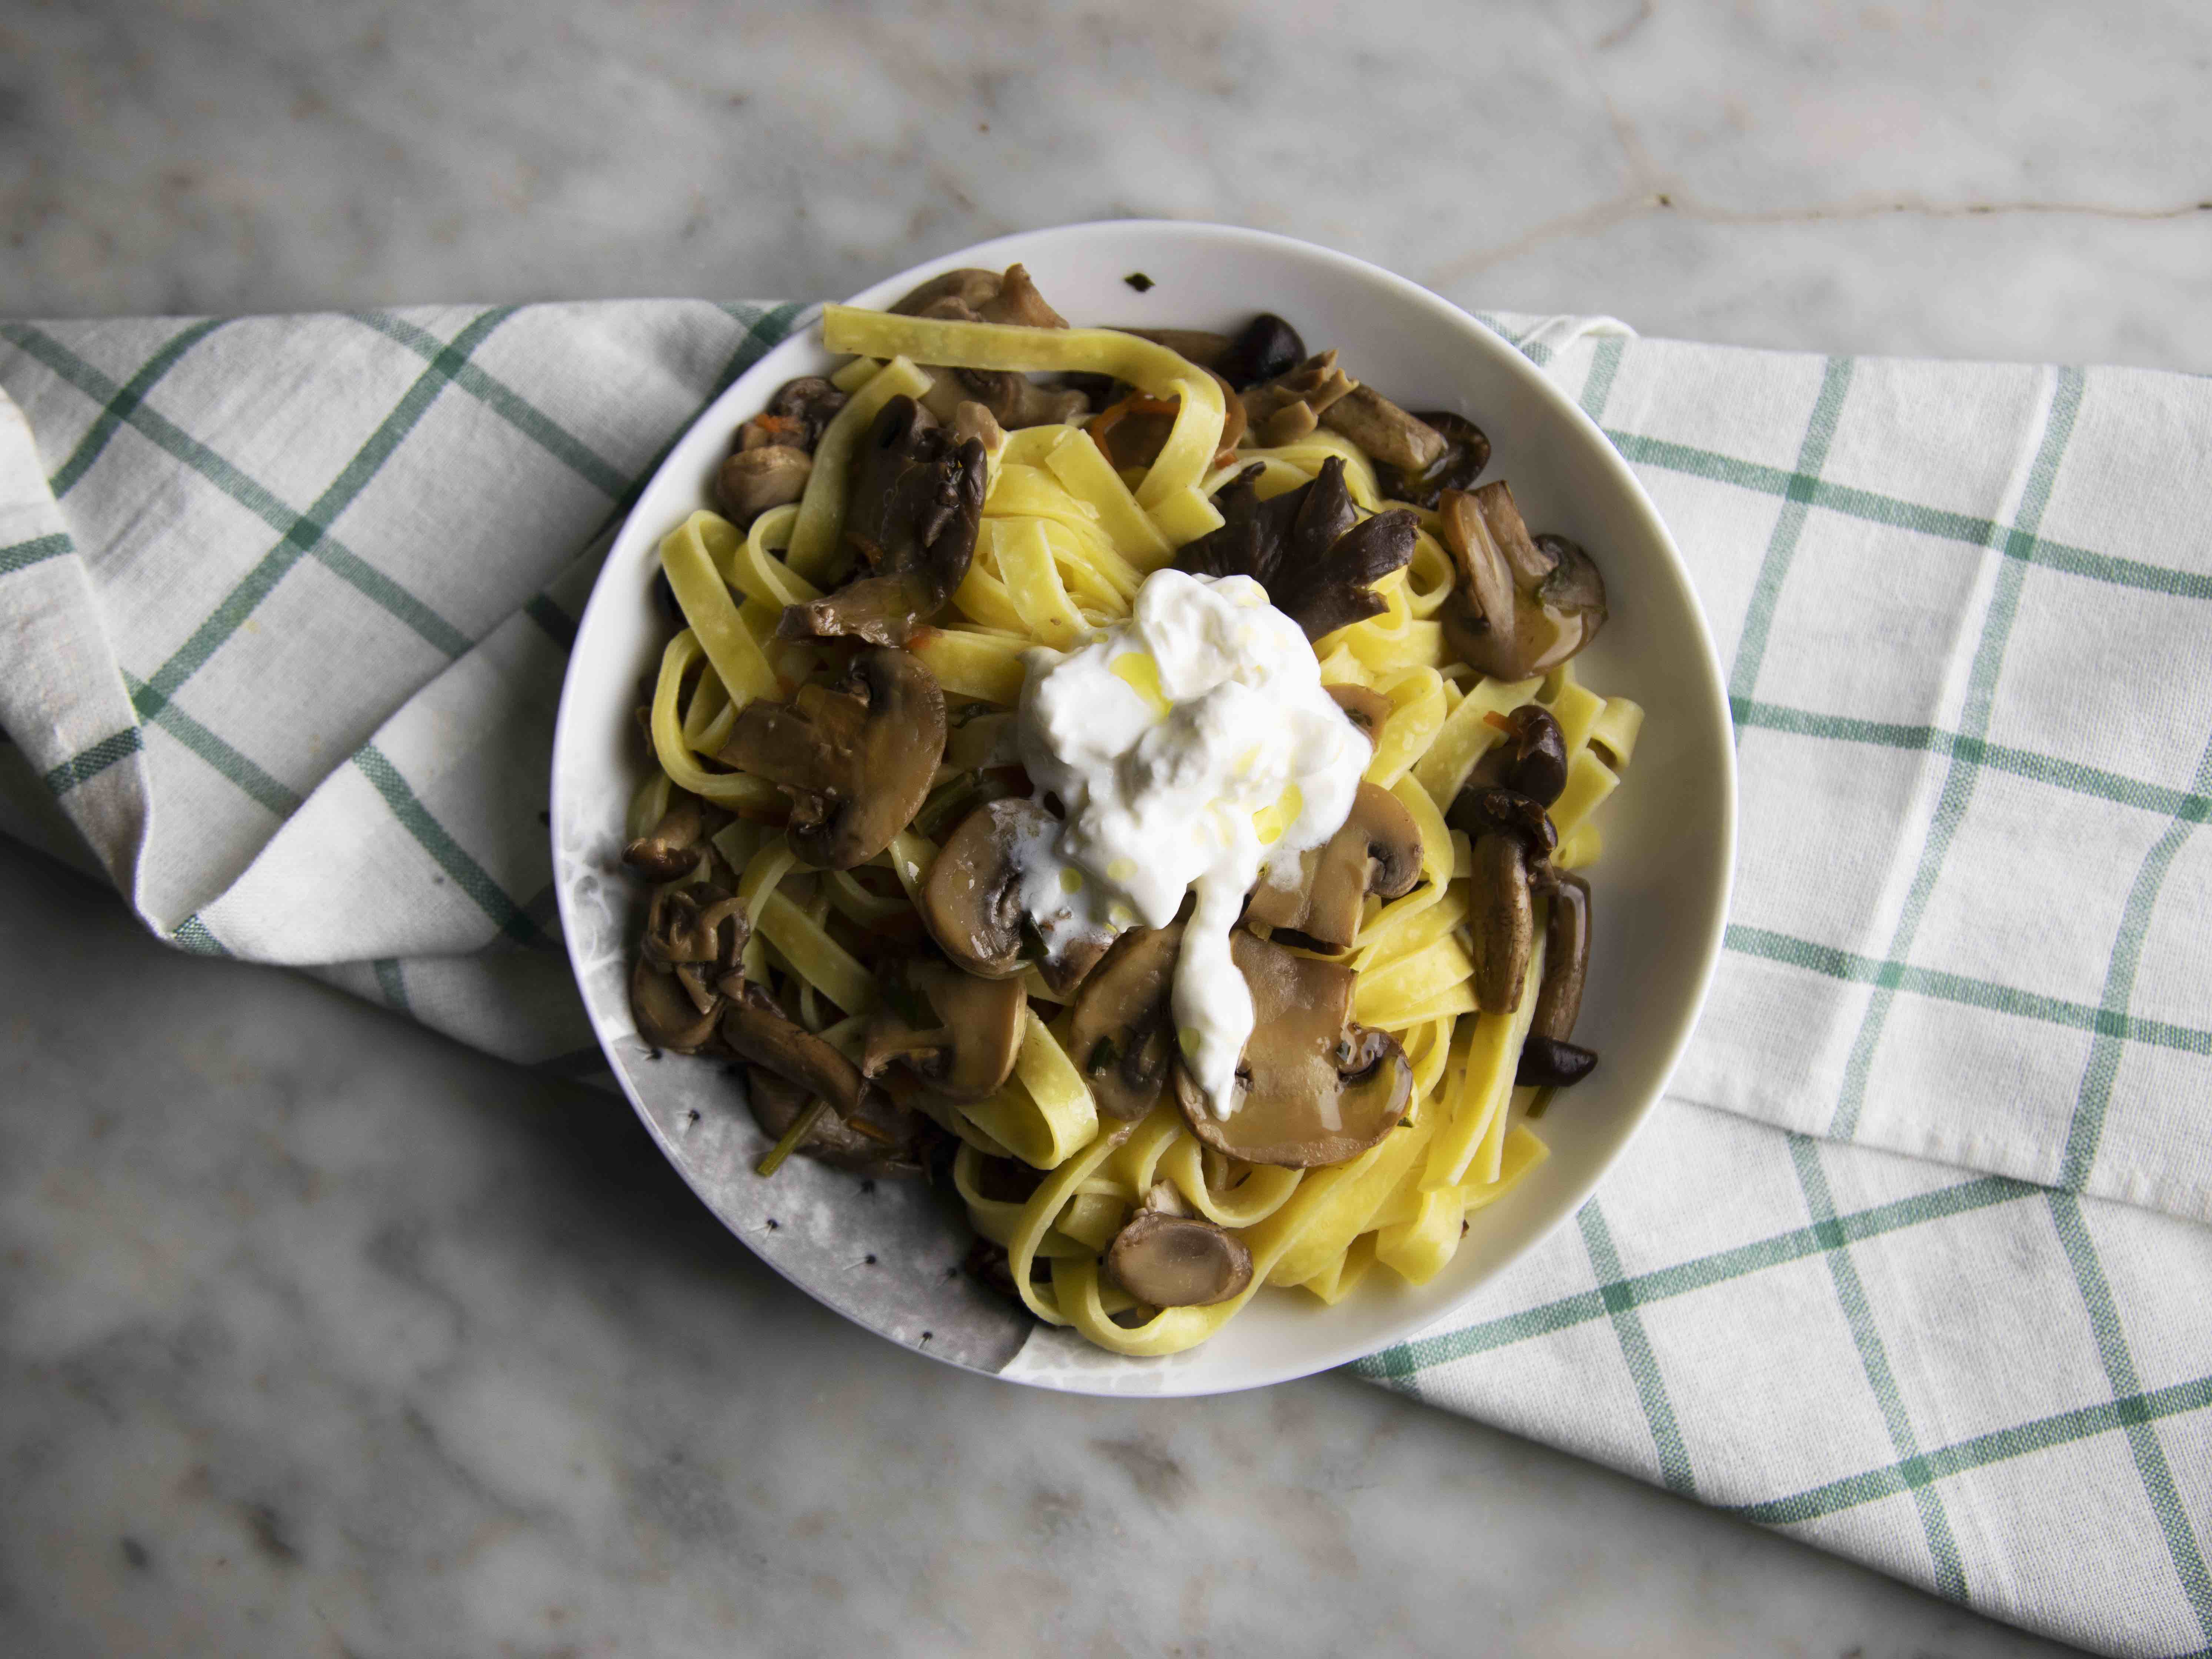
755 1098 830 1177
1525 1086 1558 1120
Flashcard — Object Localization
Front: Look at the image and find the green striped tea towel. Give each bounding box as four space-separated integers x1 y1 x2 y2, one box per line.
3 302 2206 1656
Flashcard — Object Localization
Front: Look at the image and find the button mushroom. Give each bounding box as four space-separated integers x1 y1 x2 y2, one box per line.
1319 385 1447 475
1244 781 1424 953
1175 457 1418 642
1437 483 1608 681
1469 704 1570 807
715 444 813 527
1518 871 1598 1088
735 375 848 455
1105 1209 1254 1308
1214 313 1307 392
743 1064 934 1178
721 981 881 1119
861 956 1026 1103
721 646 947 870
1174 931 1414 1167
920 797 1051 980
780 395 985 646
1326 683 1394 747
1372 411 1490 509
623 791 708 882
1239 349 1356 447
1065 924 1184 1121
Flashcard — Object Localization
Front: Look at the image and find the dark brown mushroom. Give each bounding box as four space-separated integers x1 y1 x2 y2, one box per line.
721 981 878 1116
1215 313 1307 392
1447 785 1558 862
892 266 1087 430
1105 1209 1253 1308
1320 385 1447 474
780 395 985 646
1531 870 1590 1043
935 368 1090 431
721 646 946 870
1516 1037 1598 1089
1240 350 1356 447
1438 483 1608 680
715 444 813 526
623 792 707 882
1174 932 1414 1167
1463 829 1535 1016
1065 924 1184 1121
1174 457 1417 641
1089 372 1245 472
1244 781 1424 953
1118 327 1231 370
1373 411 1490 508
734 375 847 456
640 882 750 972
630 954 722 1053
1468 704 1569 807
744 1064 934 1177
1327 683 1394 747
861 957 1026 1103
919 797 1054 980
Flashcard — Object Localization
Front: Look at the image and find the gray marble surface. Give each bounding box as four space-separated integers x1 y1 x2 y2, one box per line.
9 0 2203 1652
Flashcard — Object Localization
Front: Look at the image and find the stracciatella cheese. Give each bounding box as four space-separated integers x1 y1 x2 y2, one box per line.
1014 568 1369 1115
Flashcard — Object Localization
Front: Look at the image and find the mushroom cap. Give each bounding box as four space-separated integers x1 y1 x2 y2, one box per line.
1244 780 1424 954
622 792 706 882
721 647 947 871
1515 1035 1598 1089
1437 482 1608 680
720 982 880 1118
861 957 1026 1103
1373 410 1491 510
1175 931 1415 1167
1465 830 1535 1016
1447 785 1557 861
1531 870 1591 1044
640 883 749 971
1476 704 1569 807
630 954 722 1053
1105 1211 1254 1308
1215 313 1307 392
1065 923 1184 1121
1326 683 1394 747
920 797 1054 979
715 444 813 526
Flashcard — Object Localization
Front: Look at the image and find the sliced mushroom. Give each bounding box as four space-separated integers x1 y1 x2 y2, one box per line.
1437 483 1608 680
623 792 707 882
1240 349 1356 447
920 797 1052 979
1174 932 1414 1166
1319 385 1447 474
715 443 813 526
780 395 985 645
1463 830 1534 1016
1105 1210 1253 1308
861 957 1025 1103
1531 870 1590 1043
721 646 946 869
1469 704 1569 806
1245 781 1424 953
1175 457 1417 641
1215 313 1307 391
640 882 750 971
735 375 847 456
1373 411 1490 508
1065 924 1183 1121
1088 372 1244 472
630 954 722 1053
721 981 878 1118
1327 683 1394 747
744 1064 933 1177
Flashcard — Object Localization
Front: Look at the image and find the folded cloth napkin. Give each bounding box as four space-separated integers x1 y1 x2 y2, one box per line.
4 301 2208 1658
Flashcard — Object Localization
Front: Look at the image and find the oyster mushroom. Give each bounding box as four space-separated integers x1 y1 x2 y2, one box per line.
1469 704 1570 806
735 375 848 455
721 646 947 870
1065 924 1184 1122
1373 411 1490 509
1174 932 1414 1167
721 981 881 1118
935 368 1090 431
861 956 1026 1103
623 791 707 882
1215 313 1307 391
1437 483 1608 681
1174 457 1417 641
1239 349 1356 447
1105 1209 1254 1308
780 395 985 646
630 954 723 1053
920 797 1052 980
1518 871 1598 1088
744 1065 934 1177
715 444 813 526
1462 830 1535 1016
1320 385 1447 475
629 880 750 1052
1245 781 1424 953
1327 683 1394 747
894 265 1089 430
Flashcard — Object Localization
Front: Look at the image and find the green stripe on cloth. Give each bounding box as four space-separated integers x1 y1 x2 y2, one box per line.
1830 366 2086 1139
1353 1169 2034 1381
1579 335 1627 421
1728 356 1855 723
2049 1192 2212 1642
1789 1135 1968 1600
0 532 74 577
124 672 302 818
2060 725 2212 1190
169 915 230 957
352 311 631 498
373 958 410 1013
353 743 546 949
41 726 141 797
523 594 577 651
1727 923 2212 1057
46 317 228 498
1730 1369 2212 1526
1578 1199 1698 1495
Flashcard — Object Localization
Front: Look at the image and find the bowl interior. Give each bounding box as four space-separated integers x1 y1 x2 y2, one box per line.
550 221 1735 1397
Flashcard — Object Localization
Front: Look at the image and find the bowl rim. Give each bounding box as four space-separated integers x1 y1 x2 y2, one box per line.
550 218 1738 1396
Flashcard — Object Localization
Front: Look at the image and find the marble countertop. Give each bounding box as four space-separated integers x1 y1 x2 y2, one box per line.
9 0 2203 1652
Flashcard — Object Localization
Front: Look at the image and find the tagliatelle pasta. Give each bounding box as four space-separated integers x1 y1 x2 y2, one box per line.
623 275 1644 1358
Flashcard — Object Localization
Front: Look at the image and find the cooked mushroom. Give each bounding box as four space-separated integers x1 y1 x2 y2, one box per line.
1065 924 1183 1121
1516 1037 1598 1089
744 1064 934 1177
1469 704 1569 806
920 797 1052 979
1531 870 1590 1043
715 443 813 526
1088 373 1245 472
623 792 707 882
630 954 722 1053
1463 829 1535 1016
1373 411 1490 508
1118 327 1231 370
950 399 1005 456
1215 313 1307 391
1240 349 1356 447
780 395 985 646
891 265 1087 429
1320 385 1447 474
861 957 1025 1102
1447 784 1558 862
721 646 946 869
721 981 880 1117
935 368 1090 431
640 882 750 971
1105 1209 1253 1308
1327 683 1394 747
1437 483 1608 680
1245 781 1424 953
1174 457 1417 641
1174 931 1414 1166
734 375 847 456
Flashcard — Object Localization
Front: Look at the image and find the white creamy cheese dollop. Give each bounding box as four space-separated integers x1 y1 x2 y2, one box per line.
1014 568 1370 1116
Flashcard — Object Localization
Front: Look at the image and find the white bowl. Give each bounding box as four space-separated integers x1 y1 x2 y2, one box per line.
550 221 1735 1397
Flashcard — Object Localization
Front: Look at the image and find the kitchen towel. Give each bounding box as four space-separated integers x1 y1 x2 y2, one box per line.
3 301 2206 1657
